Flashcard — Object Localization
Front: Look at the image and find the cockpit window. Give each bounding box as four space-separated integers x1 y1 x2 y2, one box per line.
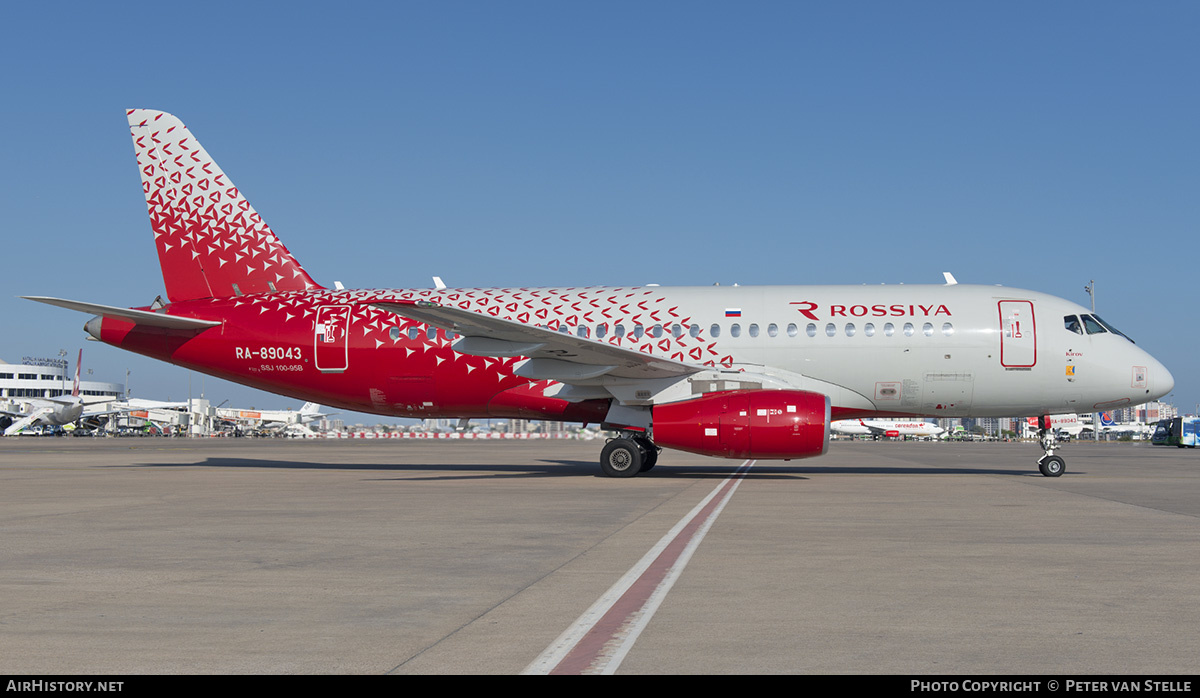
1091 315 1134 343
1064 315 1083 335
1081 315 1107 335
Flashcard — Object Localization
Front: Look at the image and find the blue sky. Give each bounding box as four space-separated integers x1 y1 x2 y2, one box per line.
2 2 1196 417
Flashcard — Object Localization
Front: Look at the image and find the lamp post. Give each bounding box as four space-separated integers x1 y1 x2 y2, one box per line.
58 349 67 396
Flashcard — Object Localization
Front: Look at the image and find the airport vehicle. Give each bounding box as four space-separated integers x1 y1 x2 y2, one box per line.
831 419 945 439
26 110 1174 477
1151 417 1199 448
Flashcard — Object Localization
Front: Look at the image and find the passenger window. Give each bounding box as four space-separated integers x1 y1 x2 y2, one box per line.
787 323 798 337
426 326 437 341
731 323 741 338
390 327 401 341
408 326 420 340
650 324 662 338
806 323 817 338
903 323 915 337
673 323 684 338
767 323 778 337
864 323 875 337
577 326 588 338
749 324 760 338
597 324 607 339
884 323 895 337
615 324 626 338
845 323 856 337
825 323 836 337
689 324 700 338
923 322 934 337
942 322 954 336
1064 315 1083 335
710 323 721 338
633 324 645 339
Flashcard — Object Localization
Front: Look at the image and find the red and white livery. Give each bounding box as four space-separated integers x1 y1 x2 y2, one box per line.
26 110 1174 477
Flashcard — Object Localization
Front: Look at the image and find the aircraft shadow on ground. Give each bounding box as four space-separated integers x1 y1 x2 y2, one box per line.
113 457 1042 480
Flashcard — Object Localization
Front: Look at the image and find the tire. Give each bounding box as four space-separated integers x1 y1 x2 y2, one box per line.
1039 455 1065 477
633 436 659 472
600 439 643 478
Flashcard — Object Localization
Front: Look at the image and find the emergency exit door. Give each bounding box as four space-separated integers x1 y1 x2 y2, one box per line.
315 306 351 373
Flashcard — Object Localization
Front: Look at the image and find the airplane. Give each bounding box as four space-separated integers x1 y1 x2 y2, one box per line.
211 402 332 433
24 109 1175 477
0 350 126 435
831 419 945 439
1023 414 1085 438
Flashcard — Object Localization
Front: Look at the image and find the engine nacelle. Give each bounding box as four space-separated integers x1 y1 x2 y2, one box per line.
652 389 830 460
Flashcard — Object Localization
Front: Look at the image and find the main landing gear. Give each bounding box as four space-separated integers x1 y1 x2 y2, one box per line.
1036 423 1065 477
599 434 660 478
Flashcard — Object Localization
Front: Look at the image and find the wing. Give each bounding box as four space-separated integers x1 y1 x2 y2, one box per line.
370 300 701 383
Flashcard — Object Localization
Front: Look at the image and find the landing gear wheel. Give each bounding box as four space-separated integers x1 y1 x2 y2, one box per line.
600 438 643 478
1039 455 1065 477
632 436 659 472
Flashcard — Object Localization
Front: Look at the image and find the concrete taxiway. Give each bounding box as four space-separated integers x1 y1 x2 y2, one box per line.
1 438 1197 674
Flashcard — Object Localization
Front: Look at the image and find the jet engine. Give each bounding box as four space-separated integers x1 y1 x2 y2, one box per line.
652 389 830 460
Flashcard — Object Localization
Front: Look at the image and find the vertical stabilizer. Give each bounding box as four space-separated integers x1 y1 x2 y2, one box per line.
127 109 322 301
72 349 81 398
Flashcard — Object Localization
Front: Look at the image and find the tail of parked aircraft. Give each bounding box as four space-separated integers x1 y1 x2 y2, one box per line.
127 109 322 302
72 349 81 398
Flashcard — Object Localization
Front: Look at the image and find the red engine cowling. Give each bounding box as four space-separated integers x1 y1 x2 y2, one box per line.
652 389 830 460
885 429 900 438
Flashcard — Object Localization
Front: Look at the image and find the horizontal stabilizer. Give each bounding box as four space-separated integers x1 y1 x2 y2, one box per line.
22 296 222 330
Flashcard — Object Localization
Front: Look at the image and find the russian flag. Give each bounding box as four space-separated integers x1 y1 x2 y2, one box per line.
725 308 741 318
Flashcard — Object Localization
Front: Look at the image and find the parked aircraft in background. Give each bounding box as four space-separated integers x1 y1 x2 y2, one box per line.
832 419 945 439
0 351 130 435
25 110 1174 476
1024 414 1085 438
212 402 331 432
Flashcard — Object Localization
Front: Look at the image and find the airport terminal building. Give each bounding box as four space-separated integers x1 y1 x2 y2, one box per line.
0 357 124 400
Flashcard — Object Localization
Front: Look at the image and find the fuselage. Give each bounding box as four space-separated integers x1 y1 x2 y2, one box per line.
84 283 1173 423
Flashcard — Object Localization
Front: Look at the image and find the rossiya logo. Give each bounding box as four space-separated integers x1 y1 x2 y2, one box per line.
790 301 952 321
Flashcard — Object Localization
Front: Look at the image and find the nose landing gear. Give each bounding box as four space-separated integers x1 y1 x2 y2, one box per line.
1036 417 1066 477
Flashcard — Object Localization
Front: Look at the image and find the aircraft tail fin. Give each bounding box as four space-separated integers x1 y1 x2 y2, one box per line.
300 402 321 415
72 349 81 398
127 109 322 302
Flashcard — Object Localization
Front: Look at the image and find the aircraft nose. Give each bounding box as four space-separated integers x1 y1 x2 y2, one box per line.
1155 360 1175 399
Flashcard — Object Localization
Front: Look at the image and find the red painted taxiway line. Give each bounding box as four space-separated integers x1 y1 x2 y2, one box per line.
525 460 754 675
